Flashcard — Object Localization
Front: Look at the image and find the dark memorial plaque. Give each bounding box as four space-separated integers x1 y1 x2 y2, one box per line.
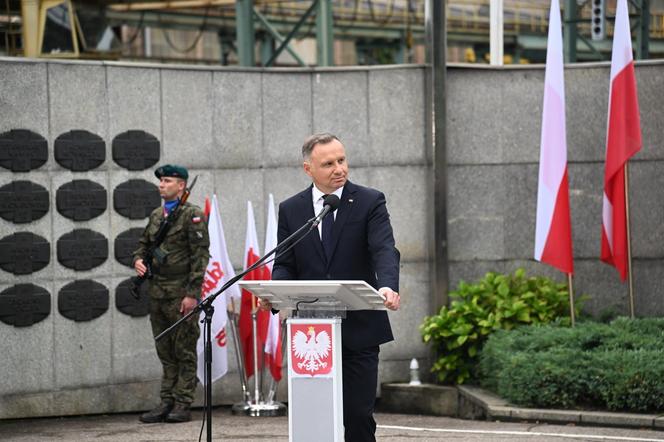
115 278 150 317
115 228 143 267
57 229 108 270
0 284 51 327
113 179 160 219
112 130 160 170
0 180 50 223
0 232 50 275
56 180 107 221
0 129 48 172
58 280 109 322
54 130 105 171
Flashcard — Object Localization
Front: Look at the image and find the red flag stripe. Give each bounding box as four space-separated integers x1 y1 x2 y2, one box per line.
540 170 574 274
601 168 629 280
238 247 271 379
604 64 642 183
601 62 641 281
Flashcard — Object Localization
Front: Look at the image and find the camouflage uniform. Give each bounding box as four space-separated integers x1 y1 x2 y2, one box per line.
133 202 210 405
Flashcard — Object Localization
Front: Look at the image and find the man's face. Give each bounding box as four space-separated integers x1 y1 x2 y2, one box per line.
159 177 185 201
303 139 349 194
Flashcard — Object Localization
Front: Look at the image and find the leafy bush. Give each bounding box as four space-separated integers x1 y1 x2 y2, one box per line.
419 268 579 384
480 318 664 412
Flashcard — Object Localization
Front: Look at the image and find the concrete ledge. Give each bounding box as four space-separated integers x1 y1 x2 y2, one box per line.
510 408 582 424
379 383 458 416
655 416 664 429
458 384 664 430
580 411 656 428
0 378 262 420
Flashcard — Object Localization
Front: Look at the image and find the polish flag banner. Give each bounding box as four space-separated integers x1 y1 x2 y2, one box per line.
601 0 642 280
534 0 573 275
238 201 270 378
264 194 283 382
196 195 240 384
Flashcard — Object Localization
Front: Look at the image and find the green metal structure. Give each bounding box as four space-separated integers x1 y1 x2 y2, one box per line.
564 0 651 62
316 0 333 66
4 0 663 65
235 0 255 66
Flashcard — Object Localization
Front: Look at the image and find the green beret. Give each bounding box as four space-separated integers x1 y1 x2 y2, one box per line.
155 164 188 180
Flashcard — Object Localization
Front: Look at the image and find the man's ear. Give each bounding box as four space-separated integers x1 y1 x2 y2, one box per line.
303 161 312 178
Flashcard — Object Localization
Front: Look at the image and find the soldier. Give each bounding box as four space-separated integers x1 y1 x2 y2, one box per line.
133 164 210 423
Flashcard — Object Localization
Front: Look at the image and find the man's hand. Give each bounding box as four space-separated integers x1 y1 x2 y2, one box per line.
379 287 400 311
257 298 273 311
180 296 198 316
134 258 147 277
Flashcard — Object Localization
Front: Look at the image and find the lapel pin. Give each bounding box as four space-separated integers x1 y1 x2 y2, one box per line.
348 199 354 203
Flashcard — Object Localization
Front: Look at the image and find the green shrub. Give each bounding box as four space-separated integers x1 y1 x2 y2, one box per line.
420 268 579 384
494 348 603 409
480 319 664 412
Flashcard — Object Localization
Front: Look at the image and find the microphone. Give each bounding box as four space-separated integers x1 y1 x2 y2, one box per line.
312 194 341 228
267 194 341 267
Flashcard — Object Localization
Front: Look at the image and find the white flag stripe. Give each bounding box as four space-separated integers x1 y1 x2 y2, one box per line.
264 193 280 357
609 0 633 82
602 195 614 252
606 0 633 153
264 193 277 273
244 201 260 269
534 0 567 261
196 195 238 384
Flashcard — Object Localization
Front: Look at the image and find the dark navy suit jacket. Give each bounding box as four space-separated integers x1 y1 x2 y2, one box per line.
272 181 400 350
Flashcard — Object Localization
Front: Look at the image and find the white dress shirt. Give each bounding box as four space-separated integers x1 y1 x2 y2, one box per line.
311 185 343 239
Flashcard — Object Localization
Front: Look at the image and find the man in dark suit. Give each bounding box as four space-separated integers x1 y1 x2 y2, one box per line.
269 133 400 442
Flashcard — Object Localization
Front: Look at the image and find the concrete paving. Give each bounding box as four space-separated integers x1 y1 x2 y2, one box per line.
2 407 664 442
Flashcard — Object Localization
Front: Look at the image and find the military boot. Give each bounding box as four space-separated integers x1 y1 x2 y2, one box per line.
139 400 174 423
165 402 191 423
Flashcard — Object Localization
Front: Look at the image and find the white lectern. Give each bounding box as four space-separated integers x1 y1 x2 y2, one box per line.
238 280 386 442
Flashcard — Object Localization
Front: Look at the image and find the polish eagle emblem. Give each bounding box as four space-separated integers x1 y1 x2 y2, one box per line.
292 326 331 374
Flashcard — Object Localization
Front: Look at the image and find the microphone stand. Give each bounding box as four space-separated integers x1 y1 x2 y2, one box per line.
154 209 325 442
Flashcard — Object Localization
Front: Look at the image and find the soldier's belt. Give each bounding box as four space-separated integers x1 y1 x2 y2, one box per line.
152 264 190 276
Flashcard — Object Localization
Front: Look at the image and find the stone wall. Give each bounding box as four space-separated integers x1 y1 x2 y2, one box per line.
0 58 431 418
2 56 662 420
446 61 664 318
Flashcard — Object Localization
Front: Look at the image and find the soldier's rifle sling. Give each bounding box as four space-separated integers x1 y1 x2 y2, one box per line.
129 176 199 298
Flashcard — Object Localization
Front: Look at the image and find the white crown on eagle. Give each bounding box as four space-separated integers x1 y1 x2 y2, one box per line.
292 326 331 373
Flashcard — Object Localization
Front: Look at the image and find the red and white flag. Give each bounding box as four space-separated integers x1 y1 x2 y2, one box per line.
238 201 270 379
197 195 241 384
534 0 573 275
203 196 211 219
601 0 642 280
264 194 283 382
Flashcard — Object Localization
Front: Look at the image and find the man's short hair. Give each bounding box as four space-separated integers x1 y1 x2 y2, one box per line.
302 133 340 159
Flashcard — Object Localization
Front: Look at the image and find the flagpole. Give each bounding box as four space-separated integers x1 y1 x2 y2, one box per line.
624 163 635 319
567 273 575 327
265 315 285 404
227 302 251 402
251 298 261 405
